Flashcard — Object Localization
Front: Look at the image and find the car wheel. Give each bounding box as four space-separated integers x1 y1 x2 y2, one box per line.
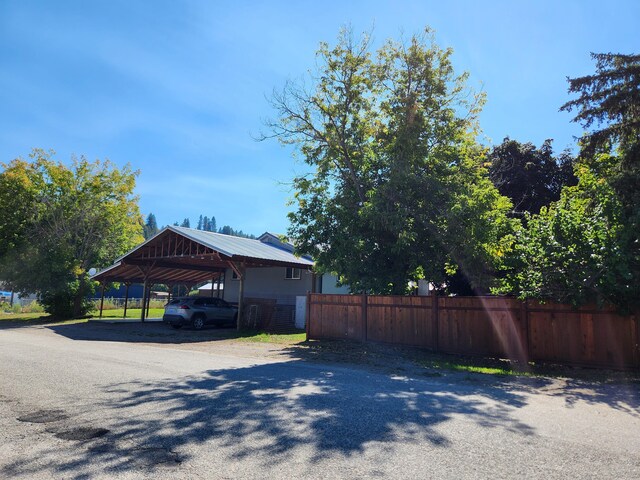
192 315 205 330
171 324 182 330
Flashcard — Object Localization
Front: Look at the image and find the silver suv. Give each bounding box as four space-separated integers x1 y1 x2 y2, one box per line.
163 297 238 330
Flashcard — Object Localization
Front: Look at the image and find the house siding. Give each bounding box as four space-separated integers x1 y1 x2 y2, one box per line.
222 267 314 306
320 273 350 294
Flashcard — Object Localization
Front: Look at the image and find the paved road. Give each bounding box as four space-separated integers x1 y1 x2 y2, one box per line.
0 323 639 479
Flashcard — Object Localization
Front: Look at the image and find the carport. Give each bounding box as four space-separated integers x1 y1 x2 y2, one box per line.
91 226 314 329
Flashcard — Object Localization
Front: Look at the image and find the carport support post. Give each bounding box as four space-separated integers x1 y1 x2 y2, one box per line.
98 282 106 319
237 266 245 331
210 277 215 298
141 280 147 322
146 284 152 318
123 283 130 319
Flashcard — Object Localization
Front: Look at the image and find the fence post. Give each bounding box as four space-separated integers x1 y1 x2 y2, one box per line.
521 299 530 363
362 294 368 341
635 311 640 370
305 291 311 341
432 294 439 352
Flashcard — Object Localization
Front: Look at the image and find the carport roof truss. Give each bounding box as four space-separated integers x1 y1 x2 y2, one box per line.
91 226 314 285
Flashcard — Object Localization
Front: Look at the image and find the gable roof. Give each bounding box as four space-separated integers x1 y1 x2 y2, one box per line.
91 226 313 284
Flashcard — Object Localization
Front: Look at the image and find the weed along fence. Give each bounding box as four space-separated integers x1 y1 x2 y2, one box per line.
306 294 640 370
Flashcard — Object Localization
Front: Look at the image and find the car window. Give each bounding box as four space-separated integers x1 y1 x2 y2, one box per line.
204 298 219 307
168 299 181 305
193 298 205 306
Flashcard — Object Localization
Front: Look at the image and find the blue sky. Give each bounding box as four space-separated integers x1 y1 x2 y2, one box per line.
1 0 638 235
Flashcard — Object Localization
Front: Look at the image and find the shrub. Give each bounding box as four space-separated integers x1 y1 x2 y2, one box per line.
40 287 93 319
21 302 44 314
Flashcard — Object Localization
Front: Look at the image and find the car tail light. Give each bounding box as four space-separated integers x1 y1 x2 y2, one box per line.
179 305 190 310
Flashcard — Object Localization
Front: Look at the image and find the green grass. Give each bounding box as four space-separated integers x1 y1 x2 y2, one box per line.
0 311 88 326
0 312 51 322
2 308 164 322
234 331 307 344
421 358 535 376
1 307 166 321
185 328 307 344
90 308 165 319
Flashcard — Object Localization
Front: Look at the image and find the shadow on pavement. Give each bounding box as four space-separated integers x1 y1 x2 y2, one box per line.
45 320 248 344
1 360 537 477
2 321 639 478
39 321 640 420
542 377 640 417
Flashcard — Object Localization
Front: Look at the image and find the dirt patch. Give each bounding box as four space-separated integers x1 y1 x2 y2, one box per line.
17 409 68 423
54 427 110 441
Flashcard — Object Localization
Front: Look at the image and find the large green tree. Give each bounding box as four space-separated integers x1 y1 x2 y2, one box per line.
0 149 144 318
488 138 575 216
266 28 515 294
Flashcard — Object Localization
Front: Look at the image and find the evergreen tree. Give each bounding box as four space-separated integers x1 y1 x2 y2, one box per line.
181 218 190 228
143 213 159 239
197 214 203 230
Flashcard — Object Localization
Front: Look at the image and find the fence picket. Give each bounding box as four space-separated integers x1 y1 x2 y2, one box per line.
307 294 639 371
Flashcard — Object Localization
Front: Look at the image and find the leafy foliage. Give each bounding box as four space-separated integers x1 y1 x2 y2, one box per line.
496 156 637 309
488 138 576 216
0 150 144 318
499 53 640 311
266 28 515 294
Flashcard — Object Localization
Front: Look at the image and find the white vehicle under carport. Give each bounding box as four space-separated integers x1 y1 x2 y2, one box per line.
163 297 238 330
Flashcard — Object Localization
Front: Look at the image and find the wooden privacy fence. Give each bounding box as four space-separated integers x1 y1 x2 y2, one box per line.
306 294 640 370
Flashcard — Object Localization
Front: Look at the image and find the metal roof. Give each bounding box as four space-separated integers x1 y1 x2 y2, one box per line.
169 227 313 265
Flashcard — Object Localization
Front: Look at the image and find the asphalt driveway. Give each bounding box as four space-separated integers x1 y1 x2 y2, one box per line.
0 321 638 479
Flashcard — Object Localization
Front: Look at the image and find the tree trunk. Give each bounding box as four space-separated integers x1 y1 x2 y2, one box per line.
72 277 88 318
